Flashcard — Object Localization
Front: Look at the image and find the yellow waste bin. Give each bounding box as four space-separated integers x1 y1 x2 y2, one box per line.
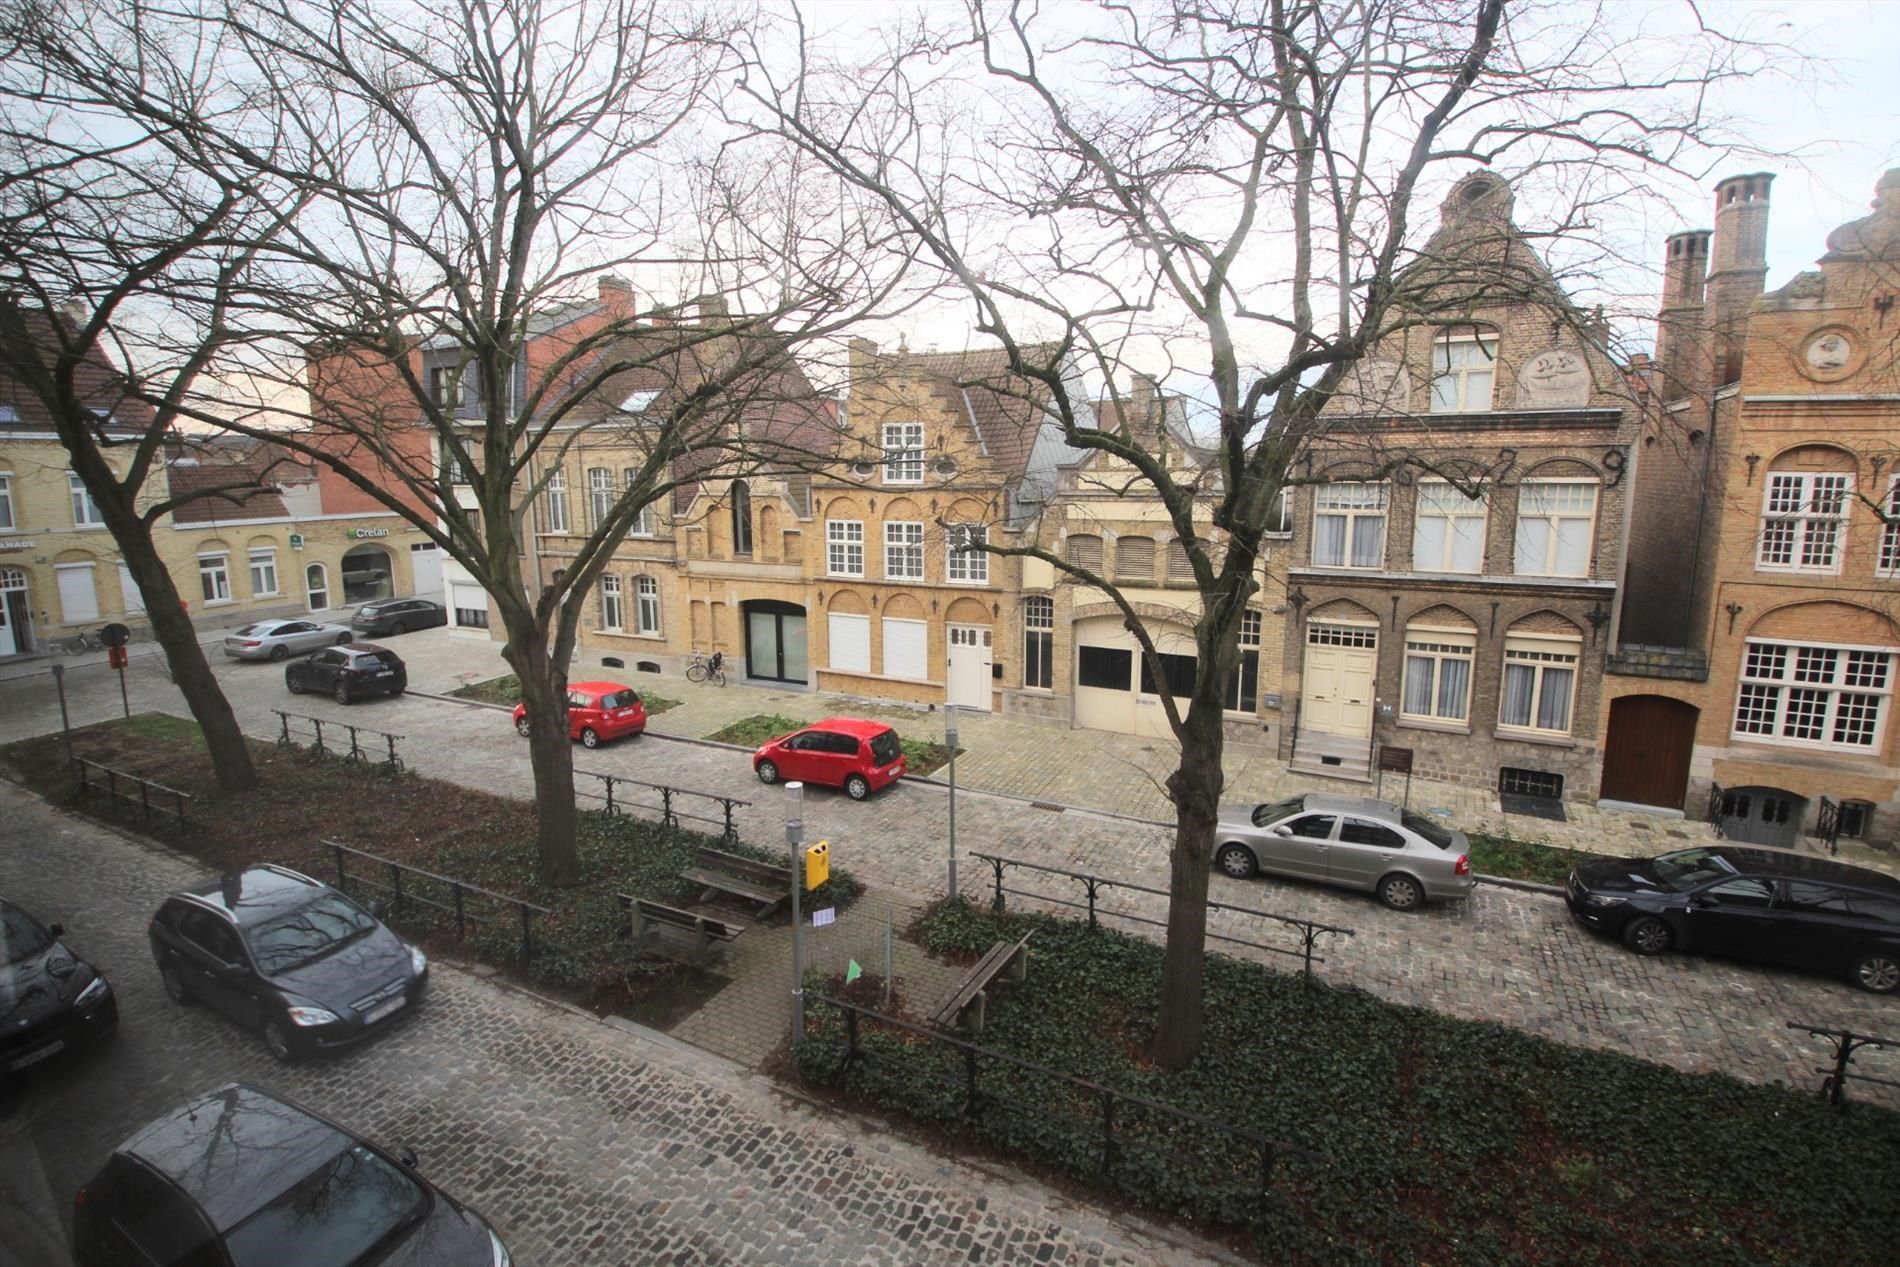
804 841 830 890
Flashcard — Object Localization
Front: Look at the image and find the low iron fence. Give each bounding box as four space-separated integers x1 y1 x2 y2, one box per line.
1786 1021 1900 1109
320 838 549 964
574 767 748 844
966 850 1354 980
71 756 190 827
274 709 405 772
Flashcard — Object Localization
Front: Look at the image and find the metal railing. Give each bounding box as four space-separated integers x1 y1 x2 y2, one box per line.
274 710 405 771
320 839 549 964
1786 1021 1900 1109
809 994 1322 1208
71 757 190 827
966 850 1354 981
574 767 749 843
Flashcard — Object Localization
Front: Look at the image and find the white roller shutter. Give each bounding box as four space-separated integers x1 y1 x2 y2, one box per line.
118 563 145 614
57 563 99 623
882 617 927 680
827 612 870 673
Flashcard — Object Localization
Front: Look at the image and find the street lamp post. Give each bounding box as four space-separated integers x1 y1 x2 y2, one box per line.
944 704 959 899
785 781 806 1050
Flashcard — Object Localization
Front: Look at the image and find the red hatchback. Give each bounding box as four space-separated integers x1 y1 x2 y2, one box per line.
513 680 647 748
753 717 907 800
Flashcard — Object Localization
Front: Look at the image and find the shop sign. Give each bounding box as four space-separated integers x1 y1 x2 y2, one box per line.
0 539 34 552
348 527 390 539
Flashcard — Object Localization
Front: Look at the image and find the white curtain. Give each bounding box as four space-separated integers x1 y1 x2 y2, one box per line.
1500 663 1534 728
1538 666 1574 731
1437 656 1471 720
1350 516 1385 567
1313 515 1347 566
1412 517 1447 571
1403 655 1434 715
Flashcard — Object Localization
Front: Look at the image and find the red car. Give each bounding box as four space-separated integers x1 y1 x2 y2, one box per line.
513 680 647 748
753 717 907 800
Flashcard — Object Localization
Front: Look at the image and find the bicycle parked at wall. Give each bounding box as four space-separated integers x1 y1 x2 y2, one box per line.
60 627 107 655
685 649 726 686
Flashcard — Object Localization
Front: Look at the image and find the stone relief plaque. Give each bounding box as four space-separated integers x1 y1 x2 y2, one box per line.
1800 328 1857 380
1514 346 1591 407
1335 358 1407 413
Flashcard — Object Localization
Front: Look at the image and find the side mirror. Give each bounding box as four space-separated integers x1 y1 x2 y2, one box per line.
397 1145 418 1168
1271 825 1294 838
48 922 65 938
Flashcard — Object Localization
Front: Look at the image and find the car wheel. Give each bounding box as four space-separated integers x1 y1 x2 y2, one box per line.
262 1019 295 1063
334 682 352 705
1621 914 1672 955
159 964 192 1006
580 727 600 749
515 716 532 738
844 773 871 801
756 759 779 785
286 672 305 695
1852 951 1900 994
336 633 353 645
268 644 289 662
1215 843 1257 879
1376 873 1423 911
390 621 407 636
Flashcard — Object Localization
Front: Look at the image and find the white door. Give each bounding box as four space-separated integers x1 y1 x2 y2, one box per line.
946 624 992 711
56 563 100 624
118 563 145 615
881 617 927 680
305 563 329 611
409 541 443 597
0 567 27 656
1302 623 1377 737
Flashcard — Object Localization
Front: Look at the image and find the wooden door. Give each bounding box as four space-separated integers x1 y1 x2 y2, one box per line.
1599 695 1698 810
1302 629 1377 737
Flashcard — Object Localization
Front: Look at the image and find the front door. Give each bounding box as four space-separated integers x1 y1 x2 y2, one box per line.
947 624 992 711
744 601 809 684
0 567 29 655
306 563 329 611
1600 695 1698 809
409 541 443 596
1302 623 1377 736
1717 787 1805 848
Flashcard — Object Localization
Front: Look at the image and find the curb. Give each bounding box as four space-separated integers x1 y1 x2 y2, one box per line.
1475 874 1566 897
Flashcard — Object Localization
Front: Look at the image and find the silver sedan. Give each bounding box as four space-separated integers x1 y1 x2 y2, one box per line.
1212 793 1475 910
222 618 353 662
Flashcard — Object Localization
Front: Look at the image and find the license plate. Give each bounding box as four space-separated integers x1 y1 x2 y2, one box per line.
364 996 406 1024
373 670 393 677
8 1039 64 1071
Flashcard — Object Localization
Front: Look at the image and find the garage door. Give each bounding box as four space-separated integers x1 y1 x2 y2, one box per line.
409 541 443 597
828 612 869 673
882 617 927 680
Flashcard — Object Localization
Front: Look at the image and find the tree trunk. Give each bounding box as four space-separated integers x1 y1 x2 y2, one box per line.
1150 692 1228 1070
504 632 582 887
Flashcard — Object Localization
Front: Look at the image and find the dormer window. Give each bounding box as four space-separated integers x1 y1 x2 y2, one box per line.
428 365 462 409
620 388 660 414
1429 334 1497 412
882 422 923 484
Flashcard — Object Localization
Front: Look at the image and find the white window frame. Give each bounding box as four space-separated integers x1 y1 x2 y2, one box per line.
1264 486 1292 536
248 548 279 597
1880 476 1900 578
1222 610 1262 713
882 422 924 485
543 468 569 534
1732 639 1893 753
1429 334 1497 412
1498 635 1580 737
1401 629 1476 724
1756 471 1851 574
69 472 104 527
1411 481 1487 573
1513 480 1598 578
634 575 661 635
884 521 923 580
1023 595 1055 690
621 470 654 536
826 519 864 577
587 467 615 531
198 552 232 604
1311 482 1388 569
0 471 13 532
946 524 988 584
600 574 624 632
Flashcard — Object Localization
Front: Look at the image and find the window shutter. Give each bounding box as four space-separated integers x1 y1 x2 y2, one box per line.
1167 540 1194 583
1066 534 1102 572
827 613 870 673
882 618 928 679
1115 537 1155 580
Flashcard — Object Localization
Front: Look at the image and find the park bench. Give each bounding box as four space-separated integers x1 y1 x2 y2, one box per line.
617 894 745 966
680 846 793 919
926 933 1032 1034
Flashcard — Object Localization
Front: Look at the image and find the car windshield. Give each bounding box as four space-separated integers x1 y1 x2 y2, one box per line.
223 1143 426 1267
0 903 53 966
597 690 637 711
868 729 902 765
1251 796 1305 828
245 893 379 975
1651 848 1739 892
1401 811 1457 849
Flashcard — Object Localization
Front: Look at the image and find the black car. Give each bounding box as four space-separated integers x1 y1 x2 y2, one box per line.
148 865 428 1061
286 643 407 703
352 598 448 637
74 1082 510 1267
1565 845 1900 992
2 898 118 1082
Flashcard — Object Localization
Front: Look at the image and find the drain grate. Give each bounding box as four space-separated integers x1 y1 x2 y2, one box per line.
1030 801 1065 812
1320 755 1342 766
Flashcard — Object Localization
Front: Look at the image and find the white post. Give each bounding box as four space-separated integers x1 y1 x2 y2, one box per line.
785 781 806 1049
944 704 960 898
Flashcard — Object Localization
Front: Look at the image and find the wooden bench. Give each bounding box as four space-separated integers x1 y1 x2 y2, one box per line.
927 934 1032 1034
680 847 794 919
618 895 745 965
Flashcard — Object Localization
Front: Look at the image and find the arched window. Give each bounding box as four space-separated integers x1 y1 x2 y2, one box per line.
730 480 753 555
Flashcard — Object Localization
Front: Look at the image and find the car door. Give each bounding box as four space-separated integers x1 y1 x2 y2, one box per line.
1255 812 1336 882
175 908 252 1019
1773 880 1858 972
777 731 821 783
565 689 593 739
1681 875 1778 957
277 620 318 653
1328 817 1409 891
303 648 343 691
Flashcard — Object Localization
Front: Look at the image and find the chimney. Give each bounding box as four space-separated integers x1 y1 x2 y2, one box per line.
695 293 729 325
1654 228 1711 400
1705 172 1774 386
597 274 634 310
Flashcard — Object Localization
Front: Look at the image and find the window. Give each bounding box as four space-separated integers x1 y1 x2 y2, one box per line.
1758 471 1850 572
1880 478 1900 577
1412 481 1487 573
884 521 923 579
1312 482 1387 568
1023 596 1054 689
946 524 988 584
1429 334 1497 412
1402 632 1475 723
543 468 569 534
730 480 753 555
248 549 278 596
623 470 654 535
438 442 466 485
69 472 104 527
1077 645 1132 690
1265 486 1292 536
587 467 614 531
828 612 870 672
1513 482 1597 577
1140 651 1198 698
428 364 462 408
1115 537 1155 581
455 602 489 629
635 575 660 635
1339 819 1405 848
1838 799 1874 840
1782 881 1852 915
1223 610 1261 711
1499 637 1578 735
0 472 12 531
882 422 924 484
198 553 232 603
600 575 624 631
1166 539 1195 584
826 520 864 576
1733 639 1893 751
1066 534 1102 572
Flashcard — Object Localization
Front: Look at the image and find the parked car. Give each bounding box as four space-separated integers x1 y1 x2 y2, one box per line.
1565 845 1900 993
1212 793 1474 910
752 717 907 801
285 643 407 703
1 898 118 1082
352 597 449 637
511 680 646 748
223 618 353 662
147 864 428 1061
73 1082 509 1267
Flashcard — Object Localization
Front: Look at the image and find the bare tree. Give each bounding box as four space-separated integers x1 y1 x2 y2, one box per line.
747 0 1769 1066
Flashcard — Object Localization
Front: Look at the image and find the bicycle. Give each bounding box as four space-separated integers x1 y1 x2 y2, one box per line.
684 649 726 686
61 628 105 655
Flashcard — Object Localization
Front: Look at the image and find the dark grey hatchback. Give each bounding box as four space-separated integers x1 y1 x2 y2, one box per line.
1565 846 1900 992
74 1082 509 1266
